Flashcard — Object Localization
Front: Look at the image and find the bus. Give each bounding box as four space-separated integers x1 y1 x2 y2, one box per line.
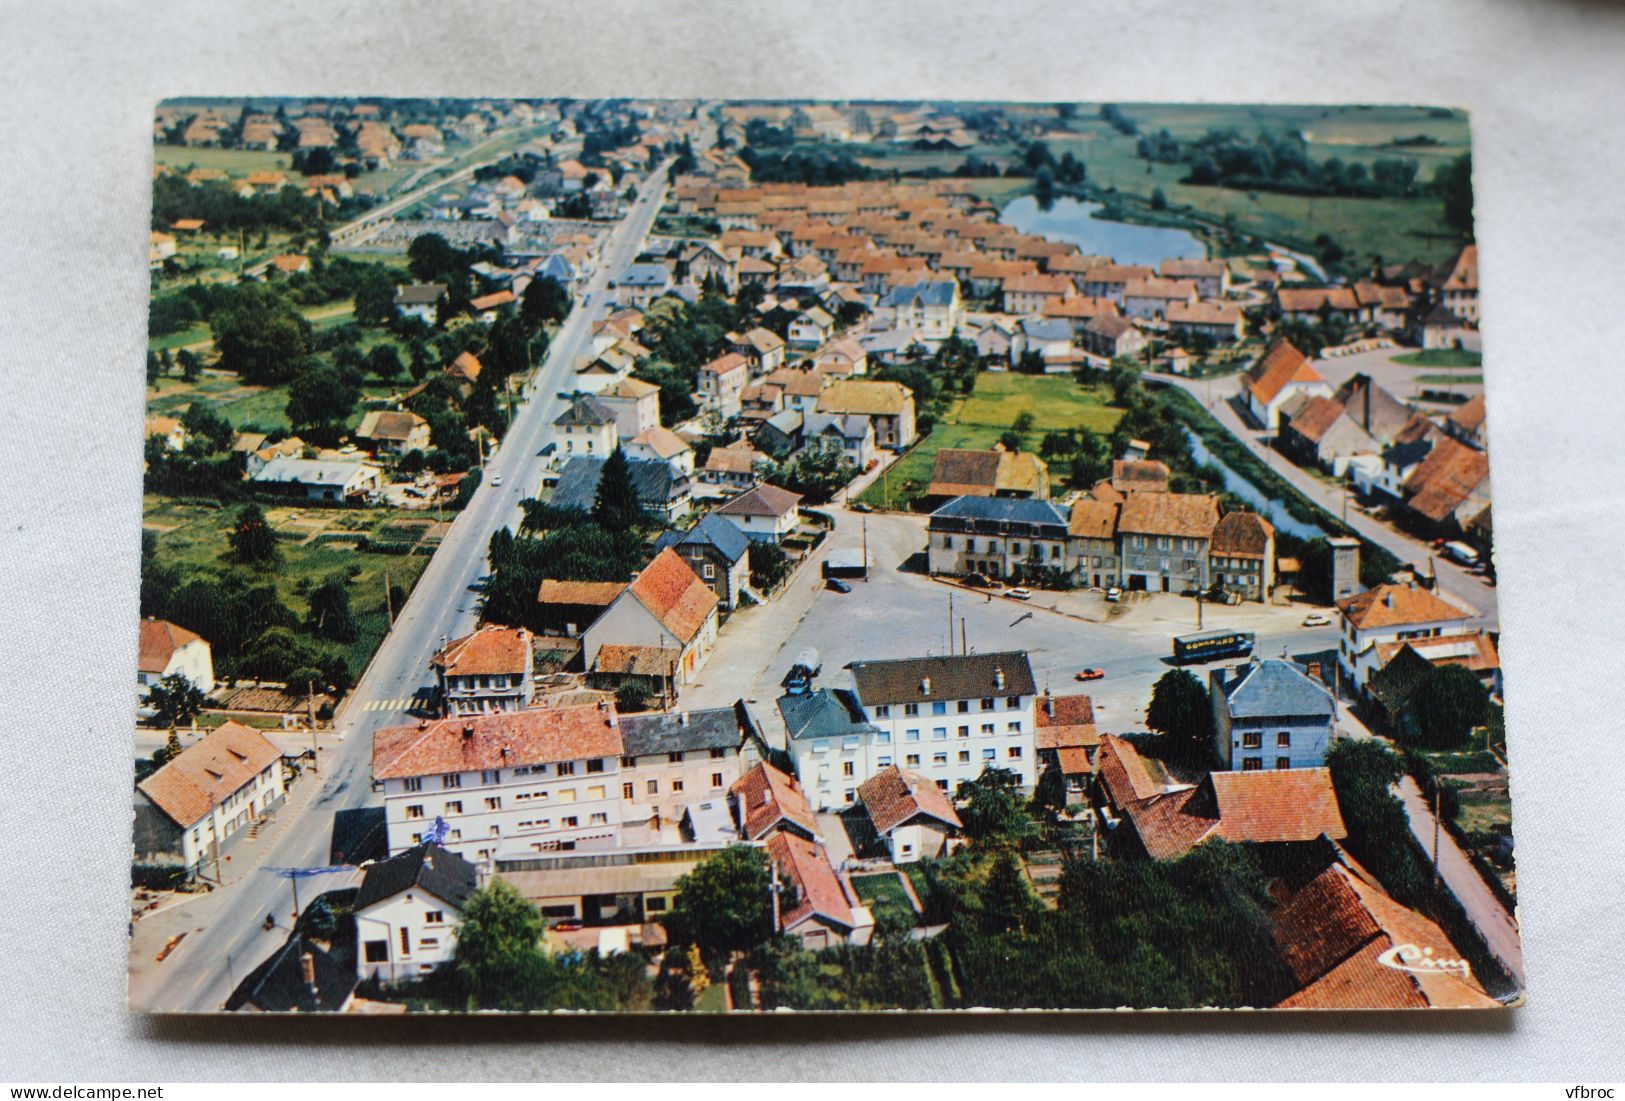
1172 630 1256 665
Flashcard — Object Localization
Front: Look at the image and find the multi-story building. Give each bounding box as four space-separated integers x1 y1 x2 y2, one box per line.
1208 511 1276 602
1209 659 1338 772
813 379 916 449
594 377 661 440
1336 581 1474 688
697 352 750 418
615 706 748 821
582 548 720 687
653 513 752 610
1065 497 1121 588
1116 491 1220 593
926 495 1070 581
372 702 628 864
552 396 619 460
133 720 286 876
783 651 1041 810
138 617 215 696
430 626 535 717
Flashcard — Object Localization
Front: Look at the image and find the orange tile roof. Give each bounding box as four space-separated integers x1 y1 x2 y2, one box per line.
593 644 679 677
430 626 530 677
767 832 861 933
138 618 203 674
372 703 624 780
137 721 282 828
1285 395 1347 444
1067 498 1120 540
536 579 627 606
627 548 719 644
448 351 483 382
1206 768 1347 845
732 761 819 840
1337 582 1471 630
1246 339 1322 406
857 766 962 834
1034 692 1099 752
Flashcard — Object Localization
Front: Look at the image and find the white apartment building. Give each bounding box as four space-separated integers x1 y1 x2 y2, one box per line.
783 651 1039 810
1336 582 1474 688
372 703 628 865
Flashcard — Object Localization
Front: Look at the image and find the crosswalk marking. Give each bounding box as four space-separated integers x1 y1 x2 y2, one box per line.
362 697 423 713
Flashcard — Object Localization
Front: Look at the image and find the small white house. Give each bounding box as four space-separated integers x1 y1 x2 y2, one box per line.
138 617 215 695
355 843 478 982
713 482 803 544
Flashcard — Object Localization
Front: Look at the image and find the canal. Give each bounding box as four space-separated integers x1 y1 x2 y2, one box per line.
999 195 1208 267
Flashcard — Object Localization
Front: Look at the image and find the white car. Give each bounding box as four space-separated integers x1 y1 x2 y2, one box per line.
1104 587 1123 603
1302 611 1332 626
490 474 504 487
1008 587 1032 600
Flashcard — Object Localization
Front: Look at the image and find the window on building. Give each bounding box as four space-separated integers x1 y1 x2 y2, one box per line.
875 704 891 718
622 783 634 800
878 755 892 767
933 752 947 766
403 778 423 793
905 729 920 742
980 723 994 735
399 928 410 956
586 759 605 773
364 940 388 963
711 772 723 788
405 805 424 820
586 785 606 800
958 750 971 763
562 816 579 828
956 725 969 738
841 761 855 778
590 812 608 825
906 754 921 767
982 748 996 760
1242 731 1263 749
444 801 462 815
557 762 575 777
672 780 685 793
483 797 502 811
1277 731 1293 747
904 703 920 717
932 727 947 740
646 897 668 913
646 779 659 795
1242 758 1263 771
710 747 726 759
1007 721 1022 733
620 756 636 769
441 774 461 789
980 697 994 711
1276 757 1292 770
1005 695 1019 709
668 752 684 764
481 770 500 785
1007 747 1023 759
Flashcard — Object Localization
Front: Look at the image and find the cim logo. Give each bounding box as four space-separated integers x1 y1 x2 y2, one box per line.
1374 942 1473 982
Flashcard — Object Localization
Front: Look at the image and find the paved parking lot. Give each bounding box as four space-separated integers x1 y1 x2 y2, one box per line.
679 504 1342 734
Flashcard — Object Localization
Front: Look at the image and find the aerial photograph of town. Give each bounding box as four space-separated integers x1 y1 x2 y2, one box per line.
130 96 1516 1014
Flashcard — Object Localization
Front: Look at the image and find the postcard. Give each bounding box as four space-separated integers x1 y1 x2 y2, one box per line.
130 97 1517 1012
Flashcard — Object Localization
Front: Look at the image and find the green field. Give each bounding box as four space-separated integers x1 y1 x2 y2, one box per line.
1418 373 1482 386
850 871 916 923
144 495 431 674
153 145 294 176
859 372 1121 510
1394 349 1482 368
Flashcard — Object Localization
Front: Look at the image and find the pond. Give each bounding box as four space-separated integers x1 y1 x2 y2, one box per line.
1182 429 1329 541
999 196 1208 267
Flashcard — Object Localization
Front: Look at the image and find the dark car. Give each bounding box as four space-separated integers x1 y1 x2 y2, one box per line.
826 578 852 594
849 502 872 513
963 572 992 588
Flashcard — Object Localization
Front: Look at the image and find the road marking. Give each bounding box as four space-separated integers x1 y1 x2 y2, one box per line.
362 697 419 712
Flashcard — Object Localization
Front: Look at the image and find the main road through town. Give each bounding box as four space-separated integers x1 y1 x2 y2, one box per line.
132 159 674 1012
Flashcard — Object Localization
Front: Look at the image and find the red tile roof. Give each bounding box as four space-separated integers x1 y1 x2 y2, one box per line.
1034 692 1100 752
767 832 861 933
1206 768 1347 845
1284 395 1346 444
626 548 719 644
536 579 627 606
732 761 819 841
1116 490 1220 540
137 720 282 828
1067 498 1120 540
1273 857 1500 1009
857 766 963 834
372 703 624 780
431 626 530 677
1209 511 1275 559
138 618 203 675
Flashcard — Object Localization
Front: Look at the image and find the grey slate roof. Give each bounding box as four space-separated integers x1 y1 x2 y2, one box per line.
1213 659 1336 720
657 513 752 565
394 283 446 305
1018 318 1074 342
226 934 354 1013
551 455 688 513
928 495 1069 527
778 688 879 742
848 651 1037 708
618 706 744 757
620 263 671 288
882 281 956 308
355 843 477 912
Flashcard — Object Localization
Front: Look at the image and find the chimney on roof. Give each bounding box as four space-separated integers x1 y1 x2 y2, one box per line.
1384 593 1395 608
994 666 1006 691
920 676 931 695
1044 689 1054 717
300 951 317 995
1307 661 1322 684
462 723 475 739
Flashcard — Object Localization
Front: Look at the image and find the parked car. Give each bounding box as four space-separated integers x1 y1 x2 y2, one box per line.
1008 587 1033 600
1074 668 1105 682
963 572 992 588
491 474 503 487
1302 611 1332 627
849 501 872 513
1104 587 1123 603
826 578 852 594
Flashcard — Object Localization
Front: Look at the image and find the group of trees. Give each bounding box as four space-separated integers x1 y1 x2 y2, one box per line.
1136 127 1425 201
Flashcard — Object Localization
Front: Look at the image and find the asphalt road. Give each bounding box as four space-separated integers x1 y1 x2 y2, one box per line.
130 160 675 1012
1147 370 1498 622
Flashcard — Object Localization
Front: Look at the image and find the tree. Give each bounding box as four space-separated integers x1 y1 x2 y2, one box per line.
1066 426 1111 489
453 879 546 1006
615 681 652 713
177 348 203 383
1150 187 1168 211
151 727 184 766
1146 669 1213 764
145 673 208 729
663 845 773 963
227 503 279 565
1015 348 1046 375
180 402 233 453
146 349 162 386
981 851 1040 935
285 362 360 440
1435 152 1474 240
306 575 358 643
352 266 398 326
365 343 403 380
592 447 646 531
1411 663 1491 748
955 767 1039 846
212 286 312 385
748 540 791 592
1326 738 1433 905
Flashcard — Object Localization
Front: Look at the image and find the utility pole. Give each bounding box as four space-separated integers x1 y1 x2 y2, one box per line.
1431 781 1442 886
209 794 222 885
960 617 967 657
947 592 954 655
769 859 782 933
307 678 318 773
861 517 868 577
384 570 395 627
1195 589 1204 631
